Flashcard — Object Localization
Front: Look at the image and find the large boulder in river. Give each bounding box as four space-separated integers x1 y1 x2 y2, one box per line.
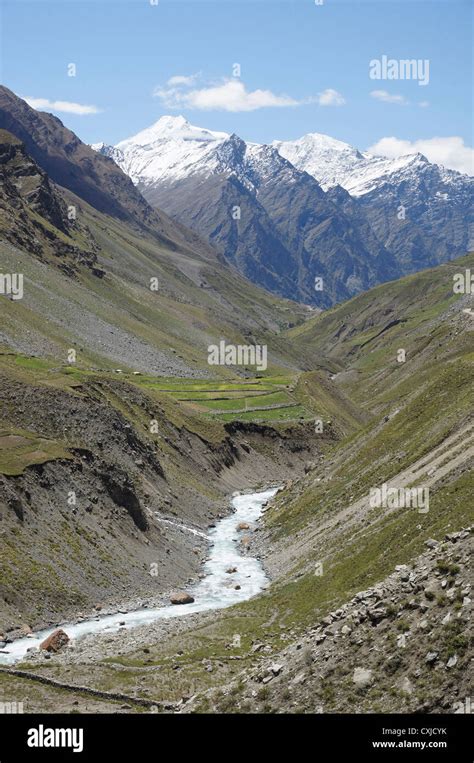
237 522 250 531
40 629 70 653
170 592 195 605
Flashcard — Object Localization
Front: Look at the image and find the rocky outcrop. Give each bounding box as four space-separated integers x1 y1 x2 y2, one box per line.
100 472 149 532
0 130 68 232
0 128 97 269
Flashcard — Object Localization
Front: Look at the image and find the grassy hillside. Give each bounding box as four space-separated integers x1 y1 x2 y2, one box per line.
267 253 473 534
287 253 474 377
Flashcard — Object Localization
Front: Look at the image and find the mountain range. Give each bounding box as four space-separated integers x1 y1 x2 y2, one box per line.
93 115 474 307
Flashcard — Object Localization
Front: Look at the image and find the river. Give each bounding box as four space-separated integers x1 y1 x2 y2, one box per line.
0 487 279 665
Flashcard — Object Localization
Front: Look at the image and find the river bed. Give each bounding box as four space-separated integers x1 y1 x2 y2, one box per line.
0 487 279 665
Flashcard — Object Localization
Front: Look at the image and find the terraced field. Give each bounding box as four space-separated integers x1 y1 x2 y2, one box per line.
138 375 312 423
1 350 364 436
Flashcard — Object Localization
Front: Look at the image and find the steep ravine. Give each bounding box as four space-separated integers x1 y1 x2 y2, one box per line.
0 375 322 637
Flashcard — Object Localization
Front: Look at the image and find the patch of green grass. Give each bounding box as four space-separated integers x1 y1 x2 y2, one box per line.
436 560 460 576
439 621 470 660
195 390 291 411
0 427 72 476
212 404 309 423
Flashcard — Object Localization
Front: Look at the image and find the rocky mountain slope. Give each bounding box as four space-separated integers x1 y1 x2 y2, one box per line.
184 528 472 714
275 131 474 275
0 223 307 377
0 87 223 262
0 129 98 274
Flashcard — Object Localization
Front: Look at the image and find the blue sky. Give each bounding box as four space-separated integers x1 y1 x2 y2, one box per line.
1 0 472 171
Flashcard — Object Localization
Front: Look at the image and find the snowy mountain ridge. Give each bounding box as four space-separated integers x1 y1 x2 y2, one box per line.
93 115 472 199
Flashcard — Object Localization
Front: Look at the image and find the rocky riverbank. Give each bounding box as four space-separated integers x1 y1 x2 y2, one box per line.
186 527 473 714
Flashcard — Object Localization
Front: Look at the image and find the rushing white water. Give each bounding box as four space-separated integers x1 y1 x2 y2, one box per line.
0 487 279 665
154 515 209 539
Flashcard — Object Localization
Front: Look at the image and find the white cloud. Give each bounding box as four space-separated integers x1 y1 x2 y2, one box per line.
154 79 300 112
419 100 430 108
367 136 474 175
24 97 101 115
370 90 407 105
153 77 345 112
166 73 200 87
316 88 345 106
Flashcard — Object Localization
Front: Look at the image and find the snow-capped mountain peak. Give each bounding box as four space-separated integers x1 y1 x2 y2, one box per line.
272 132 366 190
102 116 231 185
90 115 473 310
117 115 229 150
90 140 107 152
271 131 469 197
95 117 290 192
